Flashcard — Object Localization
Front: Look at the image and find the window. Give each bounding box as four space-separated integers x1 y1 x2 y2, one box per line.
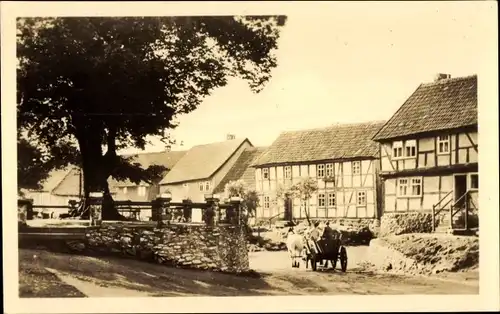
262 168 269 180
352 161 361 174
328 193 336 206
122 187 128 194
398 178 409 196
199 182 204 192
393 141 403 158
317 164 325 178
393 140 417 158
205 181 210 192
263 196 270 209
326 163 334 177
469 174 478 190
138 186 146 197
318 193 326 207
411 178 422 196
398 177 422 197
284 166 292 179
357 191 366 206
438 135 450 154
405 140 417 157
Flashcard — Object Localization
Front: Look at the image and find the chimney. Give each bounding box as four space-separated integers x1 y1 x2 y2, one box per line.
434 73 451 82
226 134 236 140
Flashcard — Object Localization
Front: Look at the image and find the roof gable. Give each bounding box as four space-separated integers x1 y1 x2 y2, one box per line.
213 147 266 194
51 167 81 196
373 75 477 141
30 167 74 193
252 121 385 167
52 150 188 194
159 138 252 185
110 150 187 187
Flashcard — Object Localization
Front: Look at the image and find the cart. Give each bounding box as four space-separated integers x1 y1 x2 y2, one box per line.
302 236 348 272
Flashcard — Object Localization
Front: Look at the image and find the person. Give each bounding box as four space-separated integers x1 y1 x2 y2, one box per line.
322 221 334 240
307 222 322 255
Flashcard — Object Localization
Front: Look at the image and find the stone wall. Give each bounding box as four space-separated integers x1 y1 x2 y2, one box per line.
364 234 479 275
379 212 435 237
84 222 249 273
21 222 250 273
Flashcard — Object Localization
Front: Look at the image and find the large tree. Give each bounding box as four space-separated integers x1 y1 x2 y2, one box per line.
17 16 287 219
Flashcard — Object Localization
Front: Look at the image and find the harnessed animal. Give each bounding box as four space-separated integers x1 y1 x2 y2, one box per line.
285 227 304 268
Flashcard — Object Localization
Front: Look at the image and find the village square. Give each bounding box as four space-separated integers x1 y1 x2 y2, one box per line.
5 2 496 306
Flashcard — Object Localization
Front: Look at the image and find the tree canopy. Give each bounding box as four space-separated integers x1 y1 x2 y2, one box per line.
17 16 287 217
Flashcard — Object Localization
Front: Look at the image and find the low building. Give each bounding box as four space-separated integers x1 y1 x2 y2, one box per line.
159 137 254 215
372 74 478 232
213 147 267 195
109 150 187 201
20 166 81 217
251 121 385 222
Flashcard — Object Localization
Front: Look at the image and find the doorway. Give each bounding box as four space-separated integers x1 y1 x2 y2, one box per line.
454 174 468 208
284 198 293 221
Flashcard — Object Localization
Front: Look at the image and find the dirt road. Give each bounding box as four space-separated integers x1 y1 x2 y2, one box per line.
19 248 478 297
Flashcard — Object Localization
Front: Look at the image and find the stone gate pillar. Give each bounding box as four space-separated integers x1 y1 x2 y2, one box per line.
154 193 171 227
229 196 243 225
88 192 103 226
18 199 33 224
204 194 220 226
182 199 193 222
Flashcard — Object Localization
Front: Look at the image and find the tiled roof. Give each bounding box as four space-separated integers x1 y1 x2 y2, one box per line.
252 121 385 167
52 150 187 195
372 75 477 141
110 150 187 187
31 167 74 192
213 147 267 193
52 167 82 196
159 138 252 185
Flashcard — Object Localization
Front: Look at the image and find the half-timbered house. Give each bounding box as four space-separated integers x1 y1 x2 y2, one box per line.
372 74 478 232
251 121 385 222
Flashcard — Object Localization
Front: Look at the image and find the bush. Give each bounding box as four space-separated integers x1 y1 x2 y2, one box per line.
455 213 479 229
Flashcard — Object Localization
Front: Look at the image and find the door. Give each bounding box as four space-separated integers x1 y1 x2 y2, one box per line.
454 175 467 208
284 198 292 221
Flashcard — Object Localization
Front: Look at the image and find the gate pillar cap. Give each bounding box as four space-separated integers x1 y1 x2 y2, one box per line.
229 196 242 203
89 192 104 198
158 192 172 200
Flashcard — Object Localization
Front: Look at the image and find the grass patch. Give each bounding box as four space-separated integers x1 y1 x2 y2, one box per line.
19 252 86 298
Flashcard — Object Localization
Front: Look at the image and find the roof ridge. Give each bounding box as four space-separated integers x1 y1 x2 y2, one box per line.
189 137 247 149
281 120 386 135
420 74 477 87
50 166 76 193
119 149 186 157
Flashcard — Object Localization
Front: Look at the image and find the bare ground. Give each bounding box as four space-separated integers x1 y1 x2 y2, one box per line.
19 247 478 297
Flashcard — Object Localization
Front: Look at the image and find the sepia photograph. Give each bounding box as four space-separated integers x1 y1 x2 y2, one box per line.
2 1 499 313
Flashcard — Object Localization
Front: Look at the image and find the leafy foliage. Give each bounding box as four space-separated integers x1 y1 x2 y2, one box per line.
223 179 260 221
289 177 318 223
17 16 287 217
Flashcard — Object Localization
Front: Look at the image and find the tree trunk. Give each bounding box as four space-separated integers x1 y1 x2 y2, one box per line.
75 124 124 221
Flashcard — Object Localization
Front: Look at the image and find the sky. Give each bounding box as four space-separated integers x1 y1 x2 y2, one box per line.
119 2 492 154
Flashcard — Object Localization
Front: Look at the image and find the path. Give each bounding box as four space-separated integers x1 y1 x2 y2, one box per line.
19 248 478 297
